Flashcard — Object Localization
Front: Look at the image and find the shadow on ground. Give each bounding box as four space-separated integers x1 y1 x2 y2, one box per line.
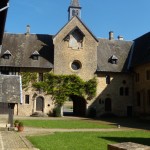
91 117 150 130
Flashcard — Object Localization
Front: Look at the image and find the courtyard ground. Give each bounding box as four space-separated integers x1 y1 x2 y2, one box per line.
0 115 149 150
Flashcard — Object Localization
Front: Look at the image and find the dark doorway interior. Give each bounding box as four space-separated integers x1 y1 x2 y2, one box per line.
72 95 86 117
105 98 112 112
36 97 44 112
63 95 86 117
127 106 133 117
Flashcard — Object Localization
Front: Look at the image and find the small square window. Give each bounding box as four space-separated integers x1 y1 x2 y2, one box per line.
106 75 110 84
32 55 39 60
38 73 43 81
120 87 124 96
25 95 30 104
3 55 10 59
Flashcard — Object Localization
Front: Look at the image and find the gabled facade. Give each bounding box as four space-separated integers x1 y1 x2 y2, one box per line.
53 16 98 80
0 0 149 117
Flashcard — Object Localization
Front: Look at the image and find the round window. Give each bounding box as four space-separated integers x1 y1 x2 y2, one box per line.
71 61 82 71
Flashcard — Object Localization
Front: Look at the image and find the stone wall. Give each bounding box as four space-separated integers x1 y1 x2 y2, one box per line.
88 72 133 117
134 63 150 115
53 16 98 81
14 68 55 116
108 142 150 150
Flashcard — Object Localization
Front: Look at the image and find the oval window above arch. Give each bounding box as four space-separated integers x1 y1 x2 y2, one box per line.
71 60 82 71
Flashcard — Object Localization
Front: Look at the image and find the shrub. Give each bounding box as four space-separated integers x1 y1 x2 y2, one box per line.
14 120 19 127
53 107 61 117
18 122 24 127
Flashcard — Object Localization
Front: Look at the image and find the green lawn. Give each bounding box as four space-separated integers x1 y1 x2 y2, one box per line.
27 131 150 150
21 119 115 129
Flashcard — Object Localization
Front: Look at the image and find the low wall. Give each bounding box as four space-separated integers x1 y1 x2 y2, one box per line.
108 142 150 150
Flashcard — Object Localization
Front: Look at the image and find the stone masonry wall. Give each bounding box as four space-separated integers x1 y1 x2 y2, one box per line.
134 63 150 115
87 73 133 117
53 16 98 81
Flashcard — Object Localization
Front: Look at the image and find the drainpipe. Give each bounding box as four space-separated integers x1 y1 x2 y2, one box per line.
0 2 9 12
0 0 9 52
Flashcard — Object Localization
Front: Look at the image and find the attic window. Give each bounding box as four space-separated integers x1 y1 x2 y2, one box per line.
65 28 84 50
31 51 40 60
108 55 118 64
3 50 12 59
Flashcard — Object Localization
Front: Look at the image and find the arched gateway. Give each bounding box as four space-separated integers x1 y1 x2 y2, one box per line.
70 95 87 117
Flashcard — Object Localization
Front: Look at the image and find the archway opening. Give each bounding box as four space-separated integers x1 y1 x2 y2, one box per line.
63 95 86 117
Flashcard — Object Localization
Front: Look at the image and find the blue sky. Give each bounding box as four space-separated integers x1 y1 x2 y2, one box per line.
5 0 150 41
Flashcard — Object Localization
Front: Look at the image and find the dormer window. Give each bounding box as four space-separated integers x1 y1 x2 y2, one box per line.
31 51 40 60
3 50 12 59
108 55 118 64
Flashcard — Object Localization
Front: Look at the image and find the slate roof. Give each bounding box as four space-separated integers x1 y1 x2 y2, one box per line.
0 75 21 103
0 33 54 68
130 32 150 67
1 33 133 73
97 38 133 72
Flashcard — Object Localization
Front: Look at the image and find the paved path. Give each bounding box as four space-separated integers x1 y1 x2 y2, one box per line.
20 127 133 136
0 131 39 150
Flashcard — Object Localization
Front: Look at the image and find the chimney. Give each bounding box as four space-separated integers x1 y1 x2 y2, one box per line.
109 31 114 40
118 35 124 40
26 25 30 34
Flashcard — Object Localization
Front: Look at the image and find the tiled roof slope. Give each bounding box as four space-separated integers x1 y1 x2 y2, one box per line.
131 32 150 67
97 38 133 72
0 33 54 68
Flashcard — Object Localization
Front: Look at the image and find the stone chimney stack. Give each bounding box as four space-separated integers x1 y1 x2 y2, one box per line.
109 31 114 40
26 25 30 34
118 35 124 40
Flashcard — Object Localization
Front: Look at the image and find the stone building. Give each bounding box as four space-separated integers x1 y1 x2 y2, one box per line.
0 0 149 117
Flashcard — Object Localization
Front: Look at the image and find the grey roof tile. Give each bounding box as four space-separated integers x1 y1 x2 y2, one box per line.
131 32 150 67
97 38 133 72
1 33 54 68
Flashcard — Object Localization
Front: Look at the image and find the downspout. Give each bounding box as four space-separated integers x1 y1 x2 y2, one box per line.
0 2 9 12
0 1 9 53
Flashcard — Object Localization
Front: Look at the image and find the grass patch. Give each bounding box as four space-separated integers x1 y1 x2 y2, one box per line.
27 131 150 150
21 119 115 129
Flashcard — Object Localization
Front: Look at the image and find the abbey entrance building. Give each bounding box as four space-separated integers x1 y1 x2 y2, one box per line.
0 0 150 117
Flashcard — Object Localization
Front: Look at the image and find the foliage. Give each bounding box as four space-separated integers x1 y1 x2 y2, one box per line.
33 73 97 106
14 120 20 127
53 107 61 117
85 77 97 99
18 121 24 127
21 72 37 90
14 120 19 124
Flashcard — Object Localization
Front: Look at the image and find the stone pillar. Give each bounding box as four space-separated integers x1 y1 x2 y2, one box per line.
8 103 15 128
